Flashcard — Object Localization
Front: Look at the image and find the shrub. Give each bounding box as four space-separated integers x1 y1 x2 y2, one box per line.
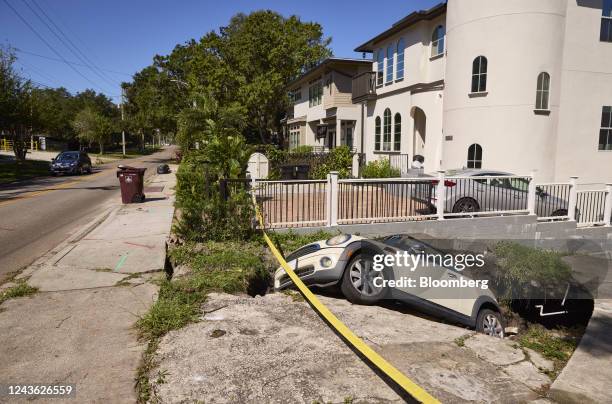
291 145 313 154
361 159 400 178
310 146 353 179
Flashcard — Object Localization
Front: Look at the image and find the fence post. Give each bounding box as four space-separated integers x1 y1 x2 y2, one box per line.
604 184 612 226
568 176 578 222
436 170 445 220
327 171 339 227
527 170 537 215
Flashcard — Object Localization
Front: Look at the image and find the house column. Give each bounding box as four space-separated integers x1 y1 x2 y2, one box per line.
336 118 342 148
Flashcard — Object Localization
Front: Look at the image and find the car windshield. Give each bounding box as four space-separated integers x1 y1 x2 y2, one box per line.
56 153 78 162
378 235 441 256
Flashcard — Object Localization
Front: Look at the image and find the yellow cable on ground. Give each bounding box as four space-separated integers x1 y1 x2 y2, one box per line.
251 193 440 404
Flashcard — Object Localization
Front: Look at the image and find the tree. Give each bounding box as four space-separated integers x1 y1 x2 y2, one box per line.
72 107 113 154
0 46 35 161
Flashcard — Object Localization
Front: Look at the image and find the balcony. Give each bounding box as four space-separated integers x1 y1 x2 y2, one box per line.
351 71 377 103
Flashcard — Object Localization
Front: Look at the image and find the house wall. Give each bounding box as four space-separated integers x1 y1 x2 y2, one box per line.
554 0 612 186
442 0 567 180
363 14 446 168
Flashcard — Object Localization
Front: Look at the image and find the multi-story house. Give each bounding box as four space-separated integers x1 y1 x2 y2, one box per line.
349 0 612 184
283 58 372 152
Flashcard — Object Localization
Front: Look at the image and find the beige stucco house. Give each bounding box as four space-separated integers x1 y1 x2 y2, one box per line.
285 0 612 185
283 58 372 152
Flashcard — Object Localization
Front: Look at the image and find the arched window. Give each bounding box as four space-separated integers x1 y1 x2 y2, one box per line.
383 108 392 151
467 144 483 169
376 49 384 86
393 113 401 151
386 45 394 83
375 116 381 151
471 56 487 93
535 72 550 110
431 25 445 57
396 38 405 80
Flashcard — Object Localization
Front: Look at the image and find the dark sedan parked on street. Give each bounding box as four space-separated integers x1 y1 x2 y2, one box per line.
50 151 92 176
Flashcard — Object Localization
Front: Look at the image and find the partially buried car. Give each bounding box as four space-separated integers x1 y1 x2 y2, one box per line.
274 234 506 338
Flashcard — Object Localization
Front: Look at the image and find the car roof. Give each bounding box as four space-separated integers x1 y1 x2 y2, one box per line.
444 168 515 177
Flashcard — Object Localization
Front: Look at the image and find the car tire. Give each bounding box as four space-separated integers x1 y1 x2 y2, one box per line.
476 308 504 338
452 198 480 213
340 253 386 305
551 209 567 217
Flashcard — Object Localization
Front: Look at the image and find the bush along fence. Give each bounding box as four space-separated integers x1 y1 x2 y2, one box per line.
231 171 612 229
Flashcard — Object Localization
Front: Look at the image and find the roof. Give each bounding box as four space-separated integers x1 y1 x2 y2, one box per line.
354 2 447 53
286 57 372 88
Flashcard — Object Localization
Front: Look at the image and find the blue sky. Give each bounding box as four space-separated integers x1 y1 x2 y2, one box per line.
1 0 440 102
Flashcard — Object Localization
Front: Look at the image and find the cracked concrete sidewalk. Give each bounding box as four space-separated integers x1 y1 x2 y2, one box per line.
0 165 177 403
149 293 555 404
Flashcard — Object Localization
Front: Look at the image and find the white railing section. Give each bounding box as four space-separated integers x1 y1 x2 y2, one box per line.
249 172 612 229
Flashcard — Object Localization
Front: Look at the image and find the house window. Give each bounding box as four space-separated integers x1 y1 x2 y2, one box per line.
535 72 550 110
288 88 301 104
383 108 392 151
376 49 384 86
396 38 405 81
467 143 483 168
431 25 445 57
599 106 612 150
288 124 301 150
471 56 488 93
602 0 612 42
393 113 401 151
341 125 353 149
386 45 394 83
308 80 322 107
375 116 381 150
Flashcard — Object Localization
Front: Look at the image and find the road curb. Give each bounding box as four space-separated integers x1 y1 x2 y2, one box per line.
17 203 120 281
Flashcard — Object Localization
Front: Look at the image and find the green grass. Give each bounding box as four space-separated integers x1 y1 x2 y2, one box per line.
138 241 269 340
265 230 334 255
0 159 50 184
518 324 582 376
92 147 161 160
0 281 38 305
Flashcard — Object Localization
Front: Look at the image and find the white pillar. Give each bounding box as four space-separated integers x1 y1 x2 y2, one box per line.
604 184 612 226
436 170 445 220
527 170 537 215
568 176 578 222
327 171 339 226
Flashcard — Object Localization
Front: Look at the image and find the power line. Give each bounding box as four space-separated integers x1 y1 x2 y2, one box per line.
15 48 132 77
19 0 117 92
2 0 108 93
28 0 121 88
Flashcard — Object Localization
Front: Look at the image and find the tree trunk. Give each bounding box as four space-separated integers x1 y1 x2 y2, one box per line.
10 126 28 162
99 141 104 155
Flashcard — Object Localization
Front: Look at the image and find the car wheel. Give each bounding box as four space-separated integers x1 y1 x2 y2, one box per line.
476 308 504 338
551 209 567 217
340 253 385 305
452 198 480 213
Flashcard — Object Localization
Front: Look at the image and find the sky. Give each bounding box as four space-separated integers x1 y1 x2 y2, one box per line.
0 0 441 103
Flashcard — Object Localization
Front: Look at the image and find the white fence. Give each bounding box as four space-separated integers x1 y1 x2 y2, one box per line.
250 172 612 229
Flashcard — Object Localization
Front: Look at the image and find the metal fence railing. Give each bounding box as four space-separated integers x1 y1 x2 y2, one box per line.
337 178 436 224
534 183 571 220
387 154 411 175
252 180 327 228
576 190 607 226
442 176 531 217
242 172 612 229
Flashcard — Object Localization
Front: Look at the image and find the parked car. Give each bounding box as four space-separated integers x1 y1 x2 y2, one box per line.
50 151 92 176
274 234 506 338
417 169 571 217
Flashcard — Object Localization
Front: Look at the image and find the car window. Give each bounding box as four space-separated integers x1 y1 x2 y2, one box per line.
57 152 78 161
508 178 529 192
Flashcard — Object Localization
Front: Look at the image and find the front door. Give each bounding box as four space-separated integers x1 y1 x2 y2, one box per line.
327 125 336 149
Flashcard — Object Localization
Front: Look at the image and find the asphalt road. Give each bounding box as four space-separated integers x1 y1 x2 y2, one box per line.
0 147 175 282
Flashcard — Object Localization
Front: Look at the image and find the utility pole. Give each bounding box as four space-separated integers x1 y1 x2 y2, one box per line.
120 87 126 156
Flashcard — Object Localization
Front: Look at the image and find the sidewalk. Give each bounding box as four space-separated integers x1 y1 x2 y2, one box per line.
549 255 612 403
0 165 177 402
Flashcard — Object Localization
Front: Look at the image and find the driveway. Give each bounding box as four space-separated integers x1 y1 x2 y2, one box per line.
148 292 552 403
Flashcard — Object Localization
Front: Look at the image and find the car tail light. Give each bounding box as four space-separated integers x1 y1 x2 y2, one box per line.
431 180 456 187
